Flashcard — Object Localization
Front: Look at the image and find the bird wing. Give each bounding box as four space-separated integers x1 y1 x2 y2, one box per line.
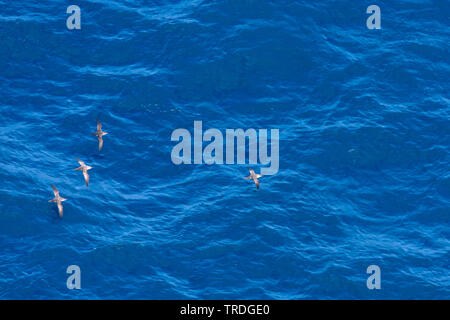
51 184 59 197
249 169 255 175
97 120 102 131
254 178 260 189
57 201 63 218
98 135 103 151
77 158 86 167
83 170 90 186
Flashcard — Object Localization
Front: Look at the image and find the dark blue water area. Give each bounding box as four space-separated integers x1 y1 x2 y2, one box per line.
0 0 448 299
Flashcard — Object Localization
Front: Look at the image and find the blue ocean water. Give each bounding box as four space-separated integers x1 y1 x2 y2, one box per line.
0 0 449 299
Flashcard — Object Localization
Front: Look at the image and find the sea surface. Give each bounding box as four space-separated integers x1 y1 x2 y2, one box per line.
0 0 449 299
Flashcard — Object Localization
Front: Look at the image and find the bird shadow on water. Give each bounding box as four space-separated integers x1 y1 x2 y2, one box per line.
90 153 106 160
46 206 62 222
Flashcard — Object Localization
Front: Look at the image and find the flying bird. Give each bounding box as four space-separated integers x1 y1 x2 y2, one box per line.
75 158 92 186
48 185 67 218
92 120 108 151
244 169 262 189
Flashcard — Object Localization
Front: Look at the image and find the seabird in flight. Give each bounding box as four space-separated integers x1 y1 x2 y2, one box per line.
92 120 108 151
75 158 92 186
48 184 67 218
244 169 262 189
